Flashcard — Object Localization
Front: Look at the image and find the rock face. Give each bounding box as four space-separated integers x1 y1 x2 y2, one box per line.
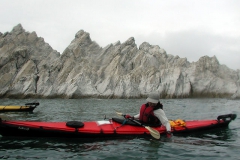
0 24 239 99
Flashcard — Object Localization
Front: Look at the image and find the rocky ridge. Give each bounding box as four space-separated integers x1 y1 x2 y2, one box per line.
0 24 239 99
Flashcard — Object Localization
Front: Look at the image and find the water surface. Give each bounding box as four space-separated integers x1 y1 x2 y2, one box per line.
0 98 239 159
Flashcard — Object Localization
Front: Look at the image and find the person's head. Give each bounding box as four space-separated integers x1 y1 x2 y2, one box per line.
146 92 160 107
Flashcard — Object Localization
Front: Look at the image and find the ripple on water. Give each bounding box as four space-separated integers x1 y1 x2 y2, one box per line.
0 98 239 159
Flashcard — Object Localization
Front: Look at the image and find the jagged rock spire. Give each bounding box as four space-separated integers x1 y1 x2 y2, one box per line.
0 24 239 99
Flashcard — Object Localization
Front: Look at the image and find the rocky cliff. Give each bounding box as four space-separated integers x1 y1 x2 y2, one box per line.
0 24 239 99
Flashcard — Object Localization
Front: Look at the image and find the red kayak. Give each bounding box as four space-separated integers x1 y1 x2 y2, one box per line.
0 114 236 139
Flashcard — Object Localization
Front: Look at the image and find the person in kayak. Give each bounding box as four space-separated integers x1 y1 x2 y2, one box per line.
125 92 172 138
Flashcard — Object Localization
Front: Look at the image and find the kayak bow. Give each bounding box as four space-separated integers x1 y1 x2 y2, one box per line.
0 102 39 112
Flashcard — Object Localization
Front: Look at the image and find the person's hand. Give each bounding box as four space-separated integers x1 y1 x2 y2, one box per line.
124 115 132 119
166 131 172 138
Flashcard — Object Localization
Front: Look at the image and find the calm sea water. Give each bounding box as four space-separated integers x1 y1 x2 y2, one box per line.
0 98 239 160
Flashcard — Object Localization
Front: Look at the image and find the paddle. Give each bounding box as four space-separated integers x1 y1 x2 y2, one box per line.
116 111 160 139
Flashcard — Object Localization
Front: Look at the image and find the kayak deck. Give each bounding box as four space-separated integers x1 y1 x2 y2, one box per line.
0 114 236 138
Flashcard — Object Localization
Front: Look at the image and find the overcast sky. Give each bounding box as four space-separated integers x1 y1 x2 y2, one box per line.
1 0 240 70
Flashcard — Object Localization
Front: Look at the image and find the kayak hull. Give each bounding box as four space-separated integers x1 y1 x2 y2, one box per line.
0 106 36 112
0 114 236 138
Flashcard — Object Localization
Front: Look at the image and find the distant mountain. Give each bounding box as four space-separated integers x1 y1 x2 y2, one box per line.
0 24 239 99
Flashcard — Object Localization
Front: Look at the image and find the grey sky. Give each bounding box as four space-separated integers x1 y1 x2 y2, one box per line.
1 0 239 70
